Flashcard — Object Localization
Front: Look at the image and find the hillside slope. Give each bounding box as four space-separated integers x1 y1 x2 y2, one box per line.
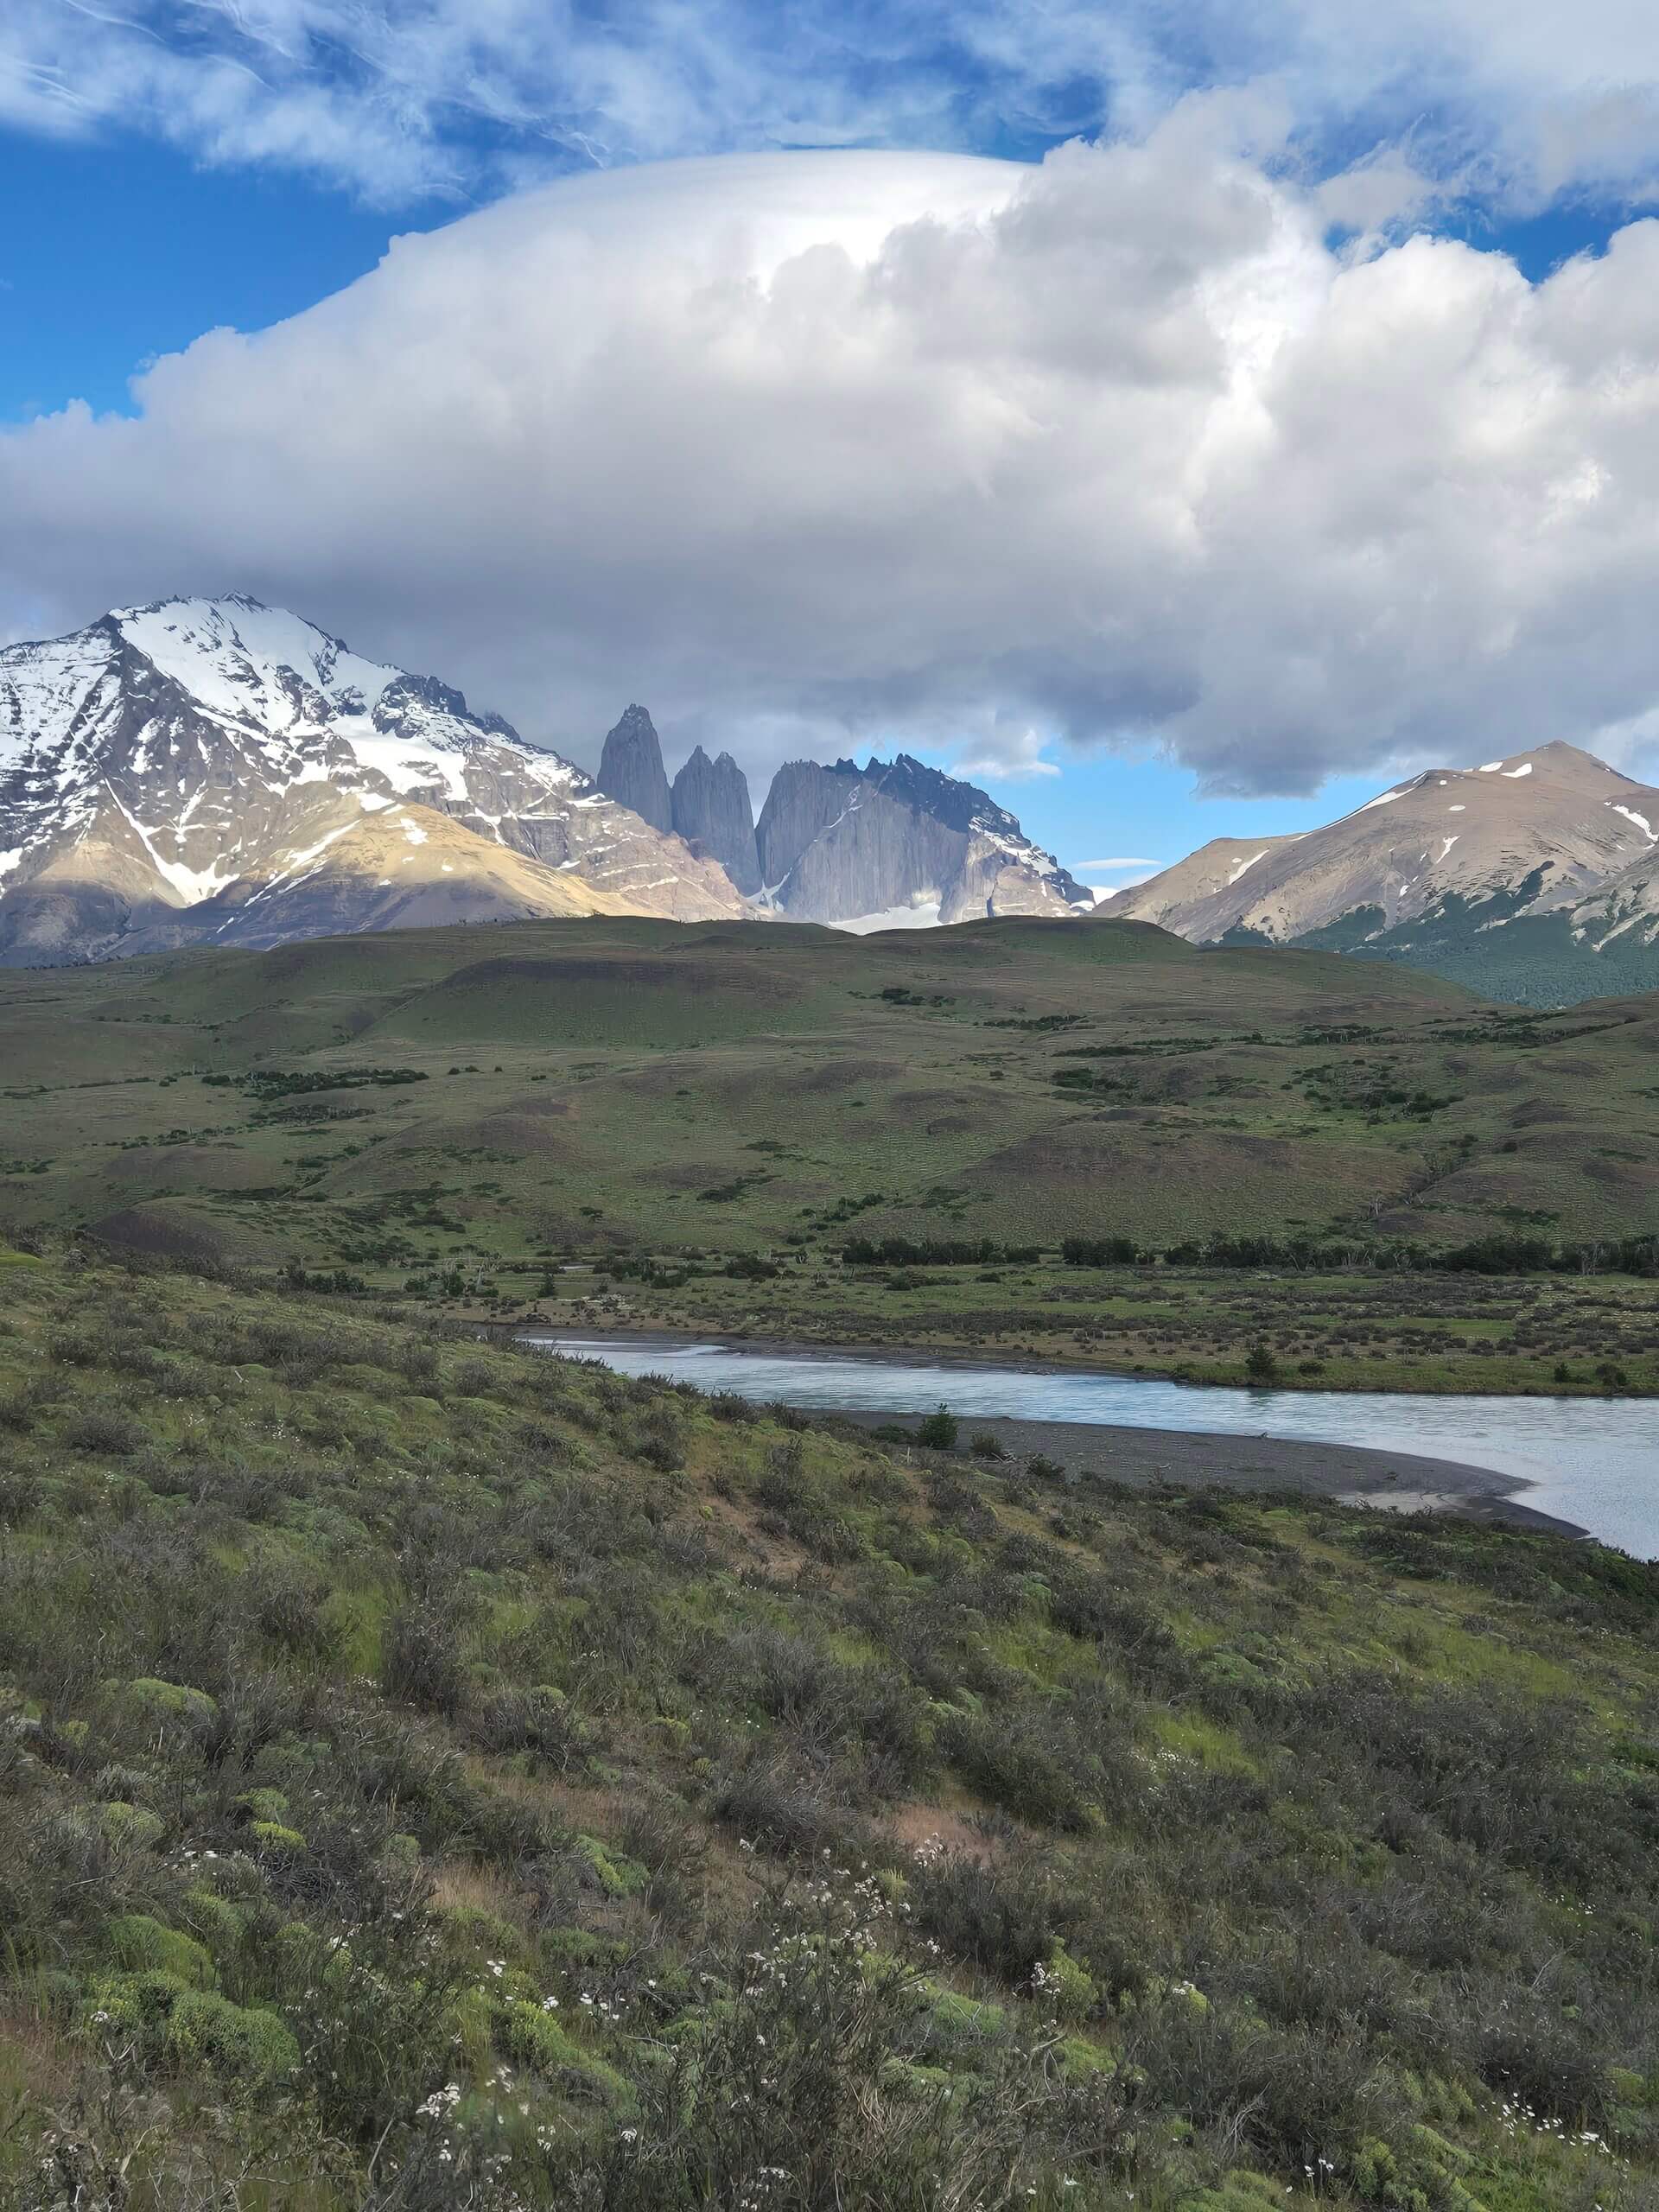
0 1249 1656 2209
185 800 646 946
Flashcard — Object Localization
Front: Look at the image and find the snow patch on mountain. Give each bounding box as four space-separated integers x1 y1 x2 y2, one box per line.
1225 849 1270 886
0 594 746 963
1101 739 1659 990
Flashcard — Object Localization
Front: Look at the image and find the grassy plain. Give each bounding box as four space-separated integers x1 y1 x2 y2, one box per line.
1 1249 1656 2209
1 914 1656 1391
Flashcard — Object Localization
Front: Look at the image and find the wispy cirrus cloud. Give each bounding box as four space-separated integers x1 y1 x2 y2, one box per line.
9 0 1659 210
0 0 1124 201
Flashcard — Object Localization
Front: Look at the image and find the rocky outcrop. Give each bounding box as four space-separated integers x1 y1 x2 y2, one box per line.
0 597 744 964
671 745 761 895
597 704 672 834
755 754 1087 926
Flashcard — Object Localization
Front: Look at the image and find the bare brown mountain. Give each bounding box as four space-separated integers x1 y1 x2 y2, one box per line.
167 802 644 950
1102 741 1659 1003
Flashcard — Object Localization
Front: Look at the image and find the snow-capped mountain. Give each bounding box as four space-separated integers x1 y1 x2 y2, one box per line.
755 753 1089 928
1100 741 1659 1004
0 596 744 963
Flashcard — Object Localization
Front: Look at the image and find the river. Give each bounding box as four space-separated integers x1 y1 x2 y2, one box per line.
521 1333 1659 1559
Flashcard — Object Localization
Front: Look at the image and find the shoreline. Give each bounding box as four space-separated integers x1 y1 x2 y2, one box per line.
834 1410 1586 1541
518 1325 1589 1542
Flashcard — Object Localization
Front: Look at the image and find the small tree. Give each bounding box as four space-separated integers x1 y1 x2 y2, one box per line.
1244 1344 1280 1385
918 1403 959 1449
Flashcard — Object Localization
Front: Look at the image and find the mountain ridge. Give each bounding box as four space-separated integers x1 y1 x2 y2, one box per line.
596 702 673 833
0 596 745 963
671 742 762 894
0 598 1104 954
1102 739 1659 1003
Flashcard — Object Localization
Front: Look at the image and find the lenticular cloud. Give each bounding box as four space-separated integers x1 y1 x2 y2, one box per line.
7 120 1659 792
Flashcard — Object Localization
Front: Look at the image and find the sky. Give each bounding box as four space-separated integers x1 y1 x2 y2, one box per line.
7 5 1659 891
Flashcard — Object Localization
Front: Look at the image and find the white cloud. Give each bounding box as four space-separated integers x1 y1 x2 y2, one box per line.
950 721 1060 781
0 0 1128 202
1085 872 1157 895
9 127 1659 794
1078 858 1162 870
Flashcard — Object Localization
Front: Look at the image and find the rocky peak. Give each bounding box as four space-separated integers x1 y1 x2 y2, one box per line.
597 704 672 834
755 754 1086 926
671 745 760 895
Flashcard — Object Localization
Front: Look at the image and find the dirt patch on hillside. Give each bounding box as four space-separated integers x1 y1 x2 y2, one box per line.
443 956 803 1003
86 1205 252 1264
792 1059 904 1094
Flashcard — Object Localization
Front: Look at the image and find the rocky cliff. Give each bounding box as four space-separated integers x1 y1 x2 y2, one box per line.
596 704 673 834
755 754 1087 926
671 745 761 895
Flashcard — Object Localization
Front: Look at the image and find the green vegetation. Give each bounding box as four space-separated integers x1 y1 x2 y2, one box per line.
1288 881 1659 1009
605 1255 1659 1395
1 1249 1656 2209
1 915 1656 1390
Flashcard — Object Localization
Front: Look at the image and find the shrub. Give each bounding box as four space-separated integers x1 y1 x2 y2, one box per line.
380 1600 468 1718
64 1405 143 1457
245 1554 343 1663
466 1683 588 1770
711 1750 867 1859
106 1915 216 1987
89 1973 299 2086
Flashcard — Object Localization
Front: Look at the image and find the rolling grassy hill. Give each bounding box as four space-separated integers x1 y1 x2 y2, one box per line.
1 1249 1656 2209
2 913 1656 1388
4 913 1656 1254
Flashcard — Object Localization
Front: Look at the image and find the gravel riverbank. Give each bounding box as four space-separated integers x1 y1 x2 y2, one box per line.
832 1410 1583 1536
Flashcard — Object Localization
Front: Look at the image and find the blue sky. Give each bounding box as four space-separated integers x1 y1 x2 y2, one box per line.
0 132 447 424
6 0 1659 884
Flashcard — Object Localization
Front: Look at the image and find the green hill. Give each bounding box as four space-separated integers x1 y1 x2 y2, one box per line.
4 915 1656 1262
3 914 1656 1389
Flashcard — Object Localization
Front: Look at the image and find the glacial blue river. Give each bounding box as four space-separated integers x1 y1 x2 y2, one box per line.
524 1334 1659 1558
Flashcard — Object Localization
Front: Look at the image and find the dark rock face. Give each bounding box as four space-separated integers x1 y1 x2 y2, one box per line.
755 754 1087 925
671 746 761 895
597 704 672 835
